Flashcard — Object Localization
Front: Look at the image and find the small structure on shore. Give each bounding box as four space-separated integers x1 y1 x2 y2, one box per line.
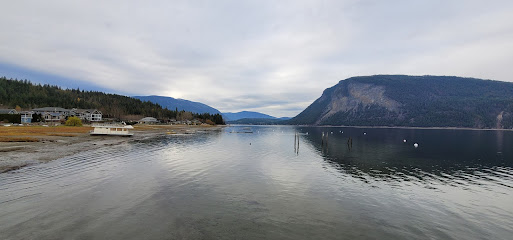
20 111 33 123
90 124 134 136
32 107 71 122
0 109 18 114
138 117 158 124
73 109 103 122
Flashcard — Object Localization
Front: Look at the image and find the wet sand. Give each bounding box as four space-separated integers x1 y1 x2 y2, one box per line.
0 125 224 173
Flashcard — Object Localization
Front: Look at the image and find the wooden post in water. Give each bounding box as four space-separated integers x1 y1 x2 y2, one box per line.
294 132 297 153
326 131 328 147
294 132 300 154
297 132 299 154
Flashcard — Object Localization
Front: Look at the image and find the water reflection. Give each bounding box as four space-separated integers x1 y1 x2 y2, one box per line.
1 125 512 239
298 127 513 189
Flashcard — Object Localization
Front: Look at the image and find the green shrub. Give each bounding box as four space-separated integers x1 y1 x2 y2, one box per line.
65 116 83 126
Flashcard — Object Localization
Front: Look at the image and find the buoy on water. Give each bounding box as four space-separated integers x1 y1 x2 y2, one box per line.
414 143 419 148
403 139 407 143
363 132 367 135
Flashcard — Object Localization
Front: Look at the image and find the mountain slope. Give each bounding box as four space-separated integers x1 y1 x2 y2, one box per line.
222 111 276 121
133 95 221 114
288 75 513 129
227 118 287 125
0 77 225 124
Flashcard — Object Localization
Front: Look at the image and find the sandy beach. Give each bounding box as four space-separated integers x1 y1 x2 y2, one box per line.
0 124 224 173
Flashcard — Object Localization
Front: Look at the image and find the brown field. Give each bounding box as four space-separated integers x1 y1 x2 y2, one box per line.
0 124 221 142
0 126 92 141
0 124 217 137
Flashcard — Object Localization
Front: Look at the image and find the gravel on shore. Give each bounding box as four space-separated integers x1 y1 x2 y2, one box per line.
0 125 224 173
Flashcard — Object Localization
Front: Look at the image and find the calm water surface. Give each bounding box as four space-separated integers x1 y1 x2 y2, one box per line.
1 126 512 239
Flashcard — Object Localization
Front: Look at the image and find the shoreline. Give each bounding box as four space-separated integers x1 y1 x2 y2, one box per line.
233 124 513 131
0 124 224 173
310 125 513 131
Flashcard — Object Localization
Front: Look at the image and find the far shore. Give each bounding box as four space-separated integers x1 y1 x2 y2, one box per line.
253 124 513 131
2 123 510 173
0 124 225 173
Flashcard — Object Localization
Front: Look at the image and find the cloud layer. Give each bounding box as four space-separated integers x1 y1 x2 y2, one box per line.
1 0 513 117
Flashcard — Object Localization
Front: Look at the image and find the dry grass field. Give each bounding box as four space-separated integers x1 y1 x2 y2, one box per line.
0 126 92 142
0 124 220 142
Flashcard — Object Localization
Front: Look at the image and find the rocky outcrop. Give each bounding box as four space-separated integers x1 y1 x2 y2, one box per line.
288 75 513 128
317 83 401 124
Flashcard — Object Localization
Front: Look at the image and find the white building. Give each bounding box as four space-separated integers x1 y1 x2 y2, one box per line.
90 124 134 136
20 111 33 123
73 109 102 122
32 107 71 122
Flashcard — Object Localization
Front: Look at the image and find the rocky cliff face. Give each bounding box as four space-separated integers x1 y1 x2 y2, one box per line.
288 75 513 128
316 83 401 124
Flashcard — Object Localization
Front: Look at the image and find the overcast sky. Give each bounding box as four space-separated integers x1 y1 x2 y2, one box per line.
1 0 513 117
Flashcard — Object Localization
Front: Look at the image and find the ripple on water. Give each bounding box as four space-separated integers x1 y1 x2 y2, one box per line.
1 127 513 239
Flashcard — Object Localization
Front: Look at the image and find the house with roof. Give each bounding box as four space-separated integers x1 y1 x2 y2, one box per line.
20 111 34 123
0 109 18 114
32 107 71 122
32 107 72 116
73 109 103 122
138 117 159 124
0 109 20 123
43 112 66 122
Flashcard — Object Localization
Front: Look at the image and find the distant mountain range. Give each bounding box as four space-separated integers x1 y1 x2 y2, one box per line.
132 96 287 123
288 75 513 129
222 111 278 121
133 95 221 114
227 117 290 125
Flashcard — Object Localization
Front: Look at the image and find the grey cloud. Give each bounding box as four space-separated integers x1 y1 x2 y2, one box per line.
1 0 513 117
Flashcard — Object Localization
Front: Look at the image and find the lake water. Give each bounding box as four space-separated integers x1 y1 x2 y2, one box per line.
1 126 512 239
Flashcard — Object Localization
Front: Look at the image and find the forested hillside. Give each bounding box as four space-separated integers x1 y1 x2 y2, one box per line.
133 95 221 114
288 75 513 129
0 77 224 124
222 111 276 121
226 118 285 125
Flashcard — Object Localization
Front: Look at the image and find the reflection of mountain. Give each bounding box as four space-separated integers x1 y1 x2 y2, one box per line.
297 127 513 187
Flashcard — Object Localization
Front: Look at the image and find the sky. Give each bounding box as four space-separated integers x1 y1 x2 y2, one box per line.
1 0 513 117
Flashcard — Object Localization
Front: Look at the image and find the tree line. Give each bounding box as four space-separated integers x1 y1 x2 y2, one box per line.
288 75 513 129
0 77 224 125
